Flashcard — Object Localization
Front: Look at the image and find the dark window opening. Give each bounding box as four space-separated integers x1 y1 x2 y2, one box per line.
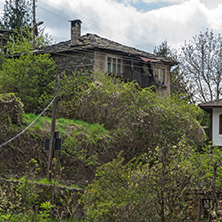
219 114 222 134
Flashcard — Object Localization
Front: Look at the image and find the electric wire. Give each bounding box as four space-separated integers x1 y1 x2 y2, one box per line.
37 0 156 51
0 2 171 149
0 93 58 149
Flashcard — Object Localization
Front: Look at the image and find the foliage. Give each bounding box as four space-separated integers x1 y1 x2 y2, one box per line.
0 56 7 70
153 40 172 58
5 26 53 55
179 29 222 103
38 201 54 220
0 0 32 31
0 158 82 221
0 52 56 113
58 70 92 119
153 41 194 102
74 72 205 162
60 120 112 182
191 145 222 190
0 93 24 126
82 141 197 222
78 72 142 129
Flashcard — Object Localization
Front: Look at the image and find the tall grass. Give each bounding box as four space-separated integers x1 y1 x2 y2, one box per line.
23 113 109 135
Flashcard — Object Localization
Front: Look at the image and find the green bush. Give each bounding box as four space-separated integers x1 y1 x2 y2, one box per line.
58 70 92 119
0 52 56 113
82 141 197 222
73 72 205 162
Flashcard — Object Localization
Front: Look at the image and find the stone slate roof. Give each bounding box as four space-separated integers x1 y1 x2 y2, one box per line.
199 98 222 112
35 33 177 66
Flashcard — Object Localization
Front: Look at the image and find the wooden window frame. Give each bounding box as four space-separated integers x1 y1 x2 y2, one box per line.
106 55 123 74
154 66 166 85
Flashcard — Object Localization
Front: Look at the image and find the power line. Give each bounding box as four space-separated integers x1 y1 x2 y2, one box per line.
47 50 159 70
37 0 156 51
0 93 57 149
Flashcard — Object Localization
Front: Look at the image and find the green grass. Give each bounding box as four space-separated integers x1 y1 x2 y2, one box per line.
14 176 82 190
32 177 81 189
23 113 109 136
24 113 51 130
0 212 84 221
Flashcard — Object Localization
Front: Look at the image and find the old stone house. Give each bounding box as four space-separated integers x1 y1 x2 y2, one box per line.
36 20 176 97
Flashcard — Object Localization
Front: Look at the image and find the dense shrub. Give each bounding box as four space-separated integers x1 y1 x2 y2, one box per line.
82 141 197 222
0 52 56 113
69 72 205 161
58 70 92 119
0 93 24 126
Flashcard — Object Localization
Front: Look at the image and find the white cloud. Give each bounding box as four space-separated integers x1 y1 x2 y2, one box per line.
123 0 138 4
141 0 187 4
53 0 222 51
200 0 221 9
1 0 222 53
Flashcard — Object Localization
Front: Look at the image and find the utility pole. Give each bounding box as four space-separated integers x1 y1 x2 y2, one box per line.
47 73 60 181
32 0 36 49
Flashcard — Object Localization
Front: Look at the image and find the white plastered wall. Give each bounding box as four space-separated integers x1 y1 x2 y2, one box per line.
212 108 222 146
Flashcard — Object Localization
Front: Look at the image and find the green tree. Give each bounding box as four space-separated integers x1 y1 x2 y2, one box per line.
82 141 197 222
190 145 222 219
0 0 32 31
0 25 55 113
70 72 205 163
154 41 194 102
5 26 52 54
0 52 56 113
153 40 172 58
58 70 92 119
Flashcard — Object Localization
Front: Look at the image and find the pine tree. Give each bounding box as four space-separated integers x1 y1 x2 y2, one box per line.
0 0 32 31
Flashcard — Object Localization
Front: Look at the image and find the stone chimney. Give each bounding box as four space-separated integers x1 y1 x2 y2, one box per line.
70 19 82 46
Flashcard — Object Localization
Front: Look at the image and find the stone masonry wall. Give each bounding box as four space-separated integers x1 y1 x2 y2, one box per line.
52 51 95 75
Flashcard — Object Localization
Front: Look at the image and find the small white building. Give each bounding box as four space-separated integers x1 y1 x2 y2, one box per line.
199 99 222 146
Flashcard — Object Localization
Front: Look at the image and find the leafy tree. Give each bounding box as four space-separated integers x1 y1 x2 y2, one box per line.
154 41 194 102
179 30 222 103
0 0 32 31
58 70 92 119
0 26 55 113
0 52 56 113
66 72 205 163
5 26 53 54
82 141 197 222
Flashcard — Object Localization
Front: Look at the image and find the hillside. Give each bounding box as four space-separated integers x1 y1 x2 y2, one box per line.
0 75 211 221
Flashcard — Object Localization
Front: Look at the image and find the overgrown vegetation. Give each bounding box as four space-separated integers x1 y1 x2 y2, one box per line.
0 68 213 221
0 52 56 113
0 14 219 220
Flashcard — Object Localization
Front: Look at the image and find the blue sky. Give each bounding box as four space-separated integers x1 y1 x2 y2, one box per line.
116 0 175 11
0 0 222 53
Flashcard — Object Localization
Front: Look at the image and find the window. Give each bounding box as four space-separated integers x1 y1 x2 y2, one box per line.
219 114 222 134
154 67 166 85
107 56 123 74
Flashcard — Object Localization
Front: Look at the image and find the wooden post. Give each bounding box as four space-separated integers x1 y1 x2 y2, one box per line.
47 73 60 181
32 0 36 49
212 162 217 215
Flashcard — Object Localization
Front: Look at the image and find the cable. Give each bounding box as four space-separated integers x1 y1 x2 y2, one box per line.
47 51 159 70
0 93 57 149
37 0 156 51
